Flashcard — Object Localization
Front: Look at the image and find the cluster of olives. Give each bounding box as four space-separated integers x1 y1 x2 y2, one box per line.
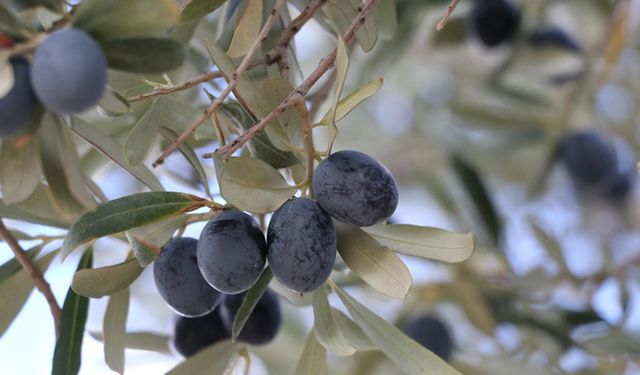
153 149 398 352
0 28 107 138
558 131 636 201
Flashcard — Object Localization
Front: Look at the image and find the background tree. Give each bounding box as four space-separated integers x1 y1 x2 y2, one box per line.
0 0 638 374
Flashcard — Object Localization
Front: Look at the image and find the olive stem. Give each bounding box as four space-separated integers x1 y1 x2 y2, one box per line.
436 0 461 32
0 219 61 337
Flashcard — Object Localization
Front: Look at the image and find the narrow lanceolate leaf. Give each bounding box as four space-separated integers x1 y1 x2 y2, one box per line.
90 331 171 354
72 258 143 298
374 0 397 40
333 284 461 375
104 288 130 374
319 78 383 126
227 0 262 58
331 308 376 352
158 126 210 196
0 136 43 205
336 223 412 299
167 341 238 375
0 249 56 337
71 117 163 191
171 0 227 42
125 98 161 166
232 268 273 341
312 286 356 356
0 184 71 228
52 249 93 375
73 0 180 40
214 155 295 214
97 86 131 118
295 331 328 375
363 224 475 263
324 0 377 52
326 34 349 153
100 37 187 74
62 192 207 259
451 154 502 245
126 215 188 267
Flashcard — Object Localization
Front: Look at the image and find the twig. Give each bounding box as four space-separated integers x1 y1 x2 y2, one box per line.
265 0 328 64
152 0 288 167
215 0 380 158
436 0 461 32
0 219 61 337
128 71 224 102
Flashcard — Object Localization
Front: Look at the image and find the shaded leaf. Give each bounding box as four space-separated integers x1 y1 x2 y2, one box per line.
71 117 163 191
72 258 143 298
158 126 210 195
73 0 180 40
451 154 501 245
326 34 349 153
336 223 412 299
62 192 206 259
313 285 356 356
333 284 461 375
374 0 397 40
324 0 377 52
52 249 93 375
104 288 129 374
101 37 187 74
363 224 475 263
232 267 273 341
126 215 188 267
331 308 376 351
124 98 161 166
227 0 262 58
214 155 295 213
180 0 227 22
0 184 71 228
90 331 170 354
294 331 328 375
166 341 238 375
97 86 131 118
0 248 56 337
0 245 41 282
0 136 43 205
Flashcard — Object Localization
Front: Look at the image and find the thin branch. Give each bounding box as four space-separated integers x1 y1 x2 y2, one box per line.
436 0 461 32
0 219 61 337
128 71 224 102
265 0 328 65
152 0 288 167
215 0 380 158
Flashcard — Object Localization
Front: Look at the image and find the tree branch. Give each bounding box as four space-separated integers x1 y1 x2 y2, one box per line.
0 219 61 337
215 0 380 158
436 0 461 32
152 0 288 167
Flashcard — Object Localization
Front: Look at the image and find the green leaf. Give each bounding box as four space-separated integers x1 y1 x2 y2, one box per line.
0 184 71 228
104 288 129 374
232 267 273 341
73 0 180 40
0 248 56 337
324 0 377 52
336 223 412 299
89 331 171 354
0 245 41 282
0 136 43 205
363 224 475 263
207 44 293 150
126 215 188 267
179 0 227 22
124 98 161 166
227 0 262 58
52 249 93 375
39 114 94 221
319 78 383 126
333 284 461 375
269 277 314 306
374 0 397 40
326 33 349 153
157 126 210 195
166 341 238 375
294 330 328 375
101 37 187 74
97 86 131 118
313 286 356 356
451 154 502 245
214 155 295 213
529 221 569 274
331 308 376 351
258 78 305 150
71 117 163 192
62 192 206 259
72 258 143 298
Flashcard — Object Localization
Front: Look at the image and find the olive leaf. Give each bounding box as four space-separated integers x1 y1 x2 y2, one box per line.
72 258 143 298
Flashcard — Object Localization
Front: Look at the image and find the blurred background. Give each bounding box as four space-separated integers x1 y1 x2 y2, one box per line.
3 0 640 373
